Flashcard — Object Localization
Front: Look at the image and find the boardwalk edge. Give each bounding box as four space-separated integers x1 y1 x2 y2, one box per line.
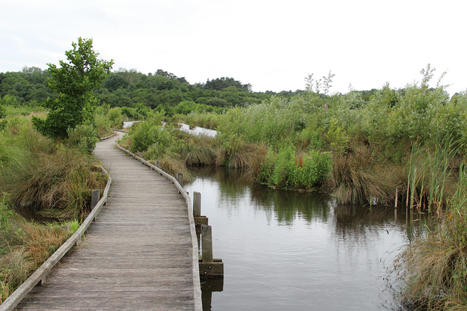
0 167 112 311
115 143 203 311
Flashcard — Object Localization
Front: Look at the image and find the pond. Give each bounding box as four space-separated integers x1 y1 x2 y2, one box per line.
184 167 424 311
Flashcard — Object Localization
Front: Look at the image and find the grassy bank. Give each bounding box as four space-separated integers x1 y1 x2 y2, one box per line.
0 117 106 302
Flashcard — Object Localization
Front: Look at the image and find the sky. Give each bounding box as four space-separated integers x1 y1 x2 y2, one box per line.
1 0 466 93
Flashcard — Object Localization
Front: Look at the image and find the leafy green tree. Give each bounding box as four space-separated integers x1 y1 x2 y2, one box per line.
33 37 113 138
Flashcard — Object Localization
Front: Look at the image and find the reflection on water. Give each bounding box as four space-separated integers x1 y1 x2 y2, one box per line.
186 168 425 311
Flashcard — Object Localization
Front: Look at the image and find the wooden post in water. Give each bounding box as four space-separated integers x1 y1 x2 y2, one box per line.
193 192 201 217
193 192 208 250
201 225 213 262
177 172 183 186
199 224 223 278
91 189 100 209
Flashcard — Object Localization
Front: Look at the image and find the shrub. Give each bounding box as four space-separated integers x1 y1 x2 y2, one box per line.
66 123 99 154
258 145 331 189
131 121 172 155
108 107 123 128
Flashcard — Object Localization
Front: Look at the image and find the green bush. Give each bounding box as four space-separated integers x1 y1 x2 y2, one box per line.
66 123 99 154
108 107 124 128
258 145 331 189
130 117 171 155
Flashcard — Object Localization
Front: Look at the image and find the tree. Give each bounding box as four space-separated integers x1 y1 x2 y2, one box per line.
33 37 113 138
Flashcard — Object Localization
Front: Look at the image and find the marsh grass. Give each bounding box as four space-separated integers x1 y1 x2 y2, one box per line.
405 140 460 214
395 164 466 310
0 121 106 221
328 141 407 204
174 112 221 130
0 200 70 303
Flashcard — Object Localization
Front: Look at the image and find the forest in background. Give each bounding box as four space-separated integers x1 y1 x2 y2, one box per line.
0 67 272 115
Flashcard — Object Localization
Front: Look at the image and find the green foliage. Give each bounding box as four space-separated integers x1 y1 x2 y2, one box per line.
204 77 251 91
66 123 98 154
33 37 113 138
0 105 5 119
129 115 170 155
107 107 124 128
218 97 306 149
0 67 52 103
258 145 331 189
0 95 21 107
67 220 80 233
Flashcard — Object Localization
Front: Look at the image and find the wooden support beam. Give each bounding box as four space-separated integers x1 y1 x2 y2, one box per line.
199 225 224 278
195 217 209 250
201 225 213 262
201 278 224 311
199 259 224 278
195 216 208 226
193 192 201 217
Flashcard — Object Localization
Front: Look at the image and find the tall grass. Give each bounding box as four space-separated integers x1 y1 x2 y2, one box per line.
174 111 222 130
396 164 466 310
0 197 71 303
0 118 106 221
406 138 460 214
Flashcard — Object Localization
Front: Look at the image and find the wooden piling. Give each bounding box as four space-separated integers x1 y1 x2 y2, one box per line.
193 192 201 217
199 224 223 278
201 225 213 262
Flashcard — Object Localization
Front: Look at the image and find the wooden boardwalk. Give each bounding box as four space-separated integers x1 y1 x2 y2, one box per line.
15 134 201 310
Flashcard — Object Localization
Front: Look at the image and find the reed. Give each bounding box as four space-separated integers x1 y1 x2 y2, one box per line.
396 164 466 310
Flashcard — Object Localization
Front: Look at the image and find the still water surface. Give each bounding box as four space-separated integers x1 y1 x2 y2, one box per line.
185 168 422 311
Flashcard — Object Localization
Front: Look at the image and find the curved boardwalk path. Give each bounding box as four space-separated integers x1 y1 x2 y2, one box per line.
16 134 201 310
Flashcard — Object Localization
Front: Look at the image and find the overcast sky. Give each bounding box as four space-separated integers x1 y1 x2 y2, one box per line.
1 0 466 93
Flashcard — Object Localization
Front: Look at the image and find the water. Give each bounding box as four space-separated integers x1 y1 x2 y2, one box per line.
123 121 138 128
185 168 424 311
179 123 217 137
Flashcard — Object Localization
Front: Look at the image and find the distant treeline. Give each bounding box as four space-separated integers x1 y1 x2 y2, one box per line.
0 67 276 114
0 67 400 116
